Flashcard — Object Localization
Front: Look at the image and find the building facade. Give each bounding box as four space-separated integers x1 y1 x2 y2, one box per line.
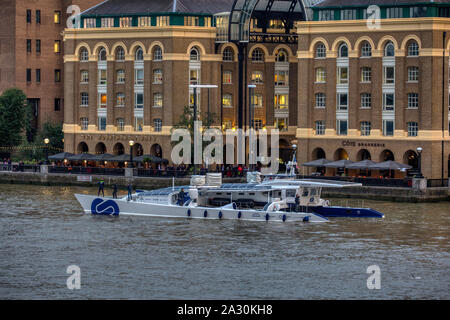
0 0 101 134
62 0 450 179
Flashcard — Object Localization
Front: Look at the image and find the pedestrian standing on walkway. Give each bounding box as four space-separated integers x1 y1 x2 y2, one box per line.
127 184 133 201
98 178 105 197
112 184 118 199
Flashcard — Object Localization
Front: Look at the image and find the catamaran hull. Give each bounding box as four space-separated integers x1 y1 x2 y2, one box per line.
75 194 328 223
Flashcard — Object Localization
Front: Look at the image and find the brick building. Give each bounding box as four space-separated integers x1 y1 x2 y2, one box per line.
0 0 101 135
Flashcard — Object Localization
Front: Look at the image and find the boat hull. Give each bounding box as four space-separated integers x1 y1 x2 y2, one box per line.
75 194 328 223
311 206 384 218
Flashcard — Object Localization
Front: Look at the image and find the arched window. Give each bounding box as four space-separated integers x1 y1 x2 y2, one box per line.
190 47 200 61
135 47 144 61
98 48 107 61
251 48 264 62
80 47 89 61
275 49 288 62
361 41 372 57
153 46 163 61
384 41 395 57
407 41 419 56
315 43 326 58
223 47 234 61
115 47 125 61
338 43 348 58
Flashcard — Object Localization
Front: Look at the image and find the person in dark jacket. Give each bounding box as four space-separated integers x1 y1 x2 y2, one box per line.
112 184 118 199
127 184 133 201
98 178 105 197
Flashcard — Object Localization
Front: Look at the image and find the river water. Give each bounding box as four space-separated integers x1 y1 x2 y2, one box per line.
0 184 448 300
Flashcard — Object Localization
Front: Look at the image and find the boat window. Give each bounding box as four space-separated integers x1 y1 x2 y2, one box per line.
310 189 317 196
302 190 309 197
286 190 296 197
249 193 255 195
226 193 231 195
239 193 244 195
216 193 222 195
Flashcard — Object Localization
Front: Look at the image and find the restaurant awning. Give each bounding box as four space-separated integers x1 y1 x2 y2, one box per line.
90 153 115 162
67 153 97 161
345 160 378 170
301 158 332 167
323 160 355 168
368 161 412 171
48 152 75 161
133 154 168 164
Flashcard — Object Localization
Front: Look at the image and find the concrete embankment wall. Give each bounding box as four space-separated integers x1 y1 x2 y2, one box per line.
0 171 449 203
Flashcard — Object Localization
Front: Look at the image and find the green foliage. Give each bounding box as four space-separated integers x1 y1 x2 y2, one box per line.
36 121 64 153
0 88 30 148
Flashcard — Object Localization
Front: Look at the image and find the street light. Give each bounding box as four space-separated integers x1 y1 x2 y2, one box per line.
248 84 256 171
416 147 423 178
44 138 50 164
128 140 135 168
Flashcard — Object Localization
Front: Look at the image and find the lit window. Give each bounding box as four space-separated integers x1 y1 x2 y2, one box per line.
275 50 288 62
275 70 288 86
54 69 61 82
315 68 326 83
116 93 125 107
153 69 163 84
222 94 233 107
251 71 263 84
54 11 61 24
54 40 61 53
190 69 199 85
98 94 107 108
185 16 199 26
252 94 263 108
274 94 288 109
120 17 132 28
275 118 288 131
138 16 151 27
153 93 163 107
156 16 169 27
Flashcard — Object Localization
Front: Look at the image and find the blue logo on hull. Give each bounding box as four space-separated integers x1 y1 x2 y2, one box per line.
91 198 120 216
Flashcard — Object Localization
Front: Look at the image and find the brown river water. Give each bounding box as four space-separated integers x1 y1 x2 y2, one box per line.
0 184 448 299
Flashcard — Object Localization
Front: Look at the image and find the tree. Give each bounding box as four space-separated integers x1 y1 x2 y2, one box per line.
0 89 30 151
36 121 64 154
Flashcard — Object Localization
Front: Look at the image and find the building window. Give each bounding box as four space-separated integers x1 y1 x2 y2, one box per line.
274 94 289 110
275 49 288 62
185 16 199 26
36 40 41 53
98 116 107 131
315 121 325 135
27 9 32 23
54 69 61 82
338 44 348 58
54 11 61 24
134 69 144 85
407 41 419 56
361 67 372 83
341 9 357 20
153 93 163 108
116 93 125 107
223 71 232 84
251 48 264 62
80 70 89 84
135 48 144 61
318 10 333 21
116 118 124 131
81 93 89 106
116 47 125 61
98 70 107 85
275 118 288 131
189 69 199 85
337 120 348 135
383 120 394 136
252 94 263 108
251 119 263 130
223 48 234 61
251 71 263 84
407 122 419 137
190 48 200 61
154 119 162 132
275 70 288 86
315 68 326 83
84 18 96 28
361 93 372 109
315 93 326 108
383 93 395 111
386 7 403 19
98 94 107 108
408 93 419 109
120 17 132 28
81 118 89 130
337 67 348 84
361 42 372 57
135 117 143 132
26 69 32 83
360 121 371 136
337 93 348 110
54 98 61 111
156 16 169 27
138 16 151 27
101 18 114 28
80 48 89 61
54 40 61 53
116 70 125 83
222 94 233 108
315 43 326 58
384 42 395 57
384 66 395 84
135 93 143 109
408 66 419 82
98 48 107 61
153 69 163 84
36 69 41 83
27 39 32 53
153 46 163 61
410 7 427 18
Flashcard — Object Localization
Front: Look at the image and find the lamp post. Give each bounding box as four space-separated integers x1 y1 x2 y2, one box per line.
248 84 256 171
128 140 135 168
416 147 423 178
189 84 218 175
44 138 50 164
290 144 297 176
